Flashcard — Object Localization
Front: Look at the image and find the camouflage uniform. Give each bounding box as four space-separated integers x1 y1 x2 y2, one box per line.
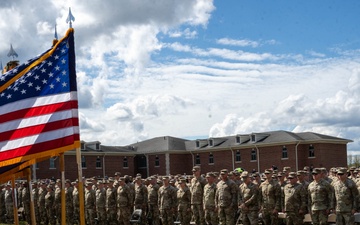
0 187 5 222
106 182 117 225
96 183 107 225
259 169 281 225
73 185 80 224
134 178 148 224
238 171 260 225
177 180 192 225
117 179 131 225
21 184 31 224
308 168 333 225
54 183 62 224
190 166 206 225
65 182 74 225
203 173 218 225
38 184 48 225
215 169 238 225
45 186 56 225
158 177 177 225
147 178 160 225
4 185 13 224
85 184 96 225
283 173 307 225
333 168 359 225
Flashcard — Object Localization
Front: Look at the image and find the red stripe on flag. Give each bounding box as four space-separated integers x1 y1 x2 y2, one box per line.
0 118 79 142
0 134 80 162
0 101 78 124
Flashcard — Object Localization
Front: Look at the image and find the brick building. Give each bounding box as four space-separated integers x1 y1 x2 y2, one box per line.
34 130 352 180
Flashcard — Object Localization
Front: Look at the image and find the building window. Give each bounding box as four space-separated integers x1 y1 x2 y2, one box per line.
209 153 214 164
123 157 128 168
81 142 85 150
195 154 201 165
96 156 102 168
49 158 56 169
196 141 200 148
235 150 241 162
282 146 288 159
81 156 86 168
236 136 241 144
251 134 256 142
309 145 315 157
155 156 160 167
251 149 257 161
209 139 214 146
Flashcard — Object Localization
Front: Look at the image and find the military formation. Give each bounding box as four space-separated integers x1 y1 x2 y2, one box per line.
0 165 360 225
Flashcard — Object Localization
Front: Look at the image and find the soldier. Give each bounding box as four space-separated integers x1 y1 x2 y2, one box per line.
147 176 160 225
332 167 358 225
158 176 177 225
238 171 259 225
134 176 148 224
65 179 74 225
38 181 48 225
308 168 333 225
4 182 13 224
96 180 107 225
348 166 357 182
45 184 56 225
54 179 62 224
117 177 132 225
72 180 80 224
296 170 309 214
177 178 191 225
252 172 262 186
0 184 5 223
21 182 31 224
106 178 117 225
190 165 207 225
258 169 281 225
215 169 238 225
203 172 218 225
85 181 96 225
283 172 307 225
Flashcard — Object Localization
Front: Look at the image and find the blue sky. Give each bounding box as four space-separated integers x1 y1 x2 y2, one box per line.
1 0 360 153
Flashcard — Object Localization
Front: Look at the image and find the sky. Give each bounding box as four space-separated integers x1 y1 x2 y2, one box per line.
1 0 360 153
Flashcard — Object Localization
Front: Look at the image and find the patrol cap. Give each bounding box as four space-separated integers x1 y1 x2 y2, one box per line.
312 168 321 175
350 166 356 171
162 176 170 180
288 172 297 179
296 170 305 176
169 179 175 184
228 171 233 176
56 179 61 183
220 169 228 174
337 168 348 175
108 177 115 183
264 169 273 174
97 180 103 185
119 177 125 181
283 167 291 172
192 166 201 172
241 171 249 178
205 172 216 178
178 179 186 184
277 172 284 177
135 176 142 181
114 172 121 176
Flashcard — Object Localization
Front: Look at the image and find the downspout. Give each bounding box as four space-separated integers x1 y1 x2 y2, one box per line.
230 147 235 170
190 151 194 167
295 141 301 171
146 154 149 177
254 145 260 172
102 154 106 178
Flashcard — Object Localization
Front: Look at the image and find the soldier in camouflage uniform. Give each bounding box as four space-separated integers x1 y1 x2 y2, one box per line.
0 184 5 223
283 172 307 225
72 181 80 224
4 182 13 224
177 178 191 225
190 165 206 225
158 176 177 225
203 172 218 225
117 177 131 225
308 168 333 225
238 171 259 225
54 179 62 224
147 176 160 225
21 182 31 224
106 178 117 225
332 167 359 225
45 184 56 225
85 181 96 225
259 169 281 225
134 176 148 224
96 180 107 225
38 181 48 225
65 179 74 225
215 169 238 225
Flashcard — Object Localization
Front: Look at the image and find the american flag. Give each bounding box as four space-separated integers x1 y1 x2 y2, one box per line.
0 28 80 167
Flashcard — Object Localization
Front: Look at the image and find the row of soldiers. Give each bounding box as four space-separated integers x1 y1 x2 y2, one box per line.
0 165 359 225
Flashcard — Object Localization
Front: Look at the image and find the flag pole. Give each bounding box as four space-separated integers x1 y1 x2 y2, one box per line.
60 153 66 225
11 176 19 225
76 147 85 225
26 167 36 225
